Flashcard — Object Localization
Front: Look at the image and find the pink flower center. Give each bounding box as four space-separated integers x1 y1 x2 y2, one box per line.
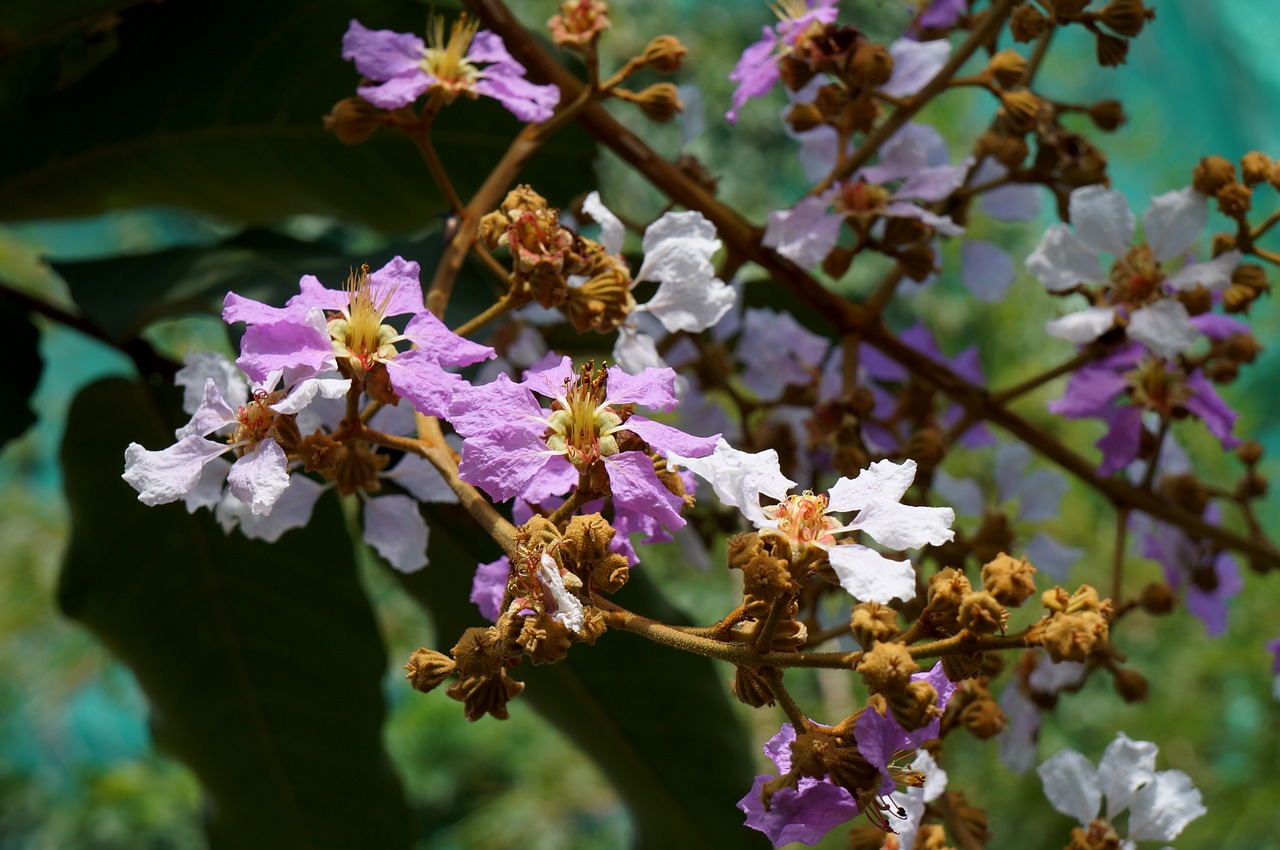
765 492 840 545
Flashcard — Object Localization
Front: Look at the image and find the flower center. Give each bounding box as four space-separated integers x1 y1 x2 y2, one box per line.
545 362 623 469
233 389 286 447
330 265 398 376
765 492 840 545
326 441 389 496
1109 244 1164 305
420 14 482 96
837 180 891 215
1126 358 1190 414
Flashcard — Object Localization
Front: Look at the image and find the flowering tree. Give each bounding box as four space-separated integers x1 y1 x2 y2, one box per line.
4 0 1279 846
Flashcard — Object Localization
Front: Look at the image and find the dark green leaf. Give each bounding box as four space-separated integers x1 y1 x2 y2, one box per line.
398 508 767 850
0 289 44 449
58 377 416 850
1 0 595 231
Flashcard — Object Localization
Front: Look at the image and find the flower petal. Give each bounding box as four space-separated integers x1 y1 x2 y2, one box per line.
851 501 955 550
1069 186 1134 257
605 451 688 531
364 494 429 572
123 435 230 506
581 191 626 255
1126 770 1206 841
1027 225 1103 292
883 38 950 98
1144 187 1207 262
1096 732 1158 819
827 458 917 513
826 544 917 603
1165 249 1240 291
1046 305 1117 345
961 239 1016 302
622 415 719 458
1127 300 1199 359
225 439 290 516
1037 748 1101 825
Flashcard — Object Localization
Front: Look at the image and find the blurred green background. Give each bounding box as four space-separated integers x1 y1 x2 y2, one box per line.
2 1 1279 848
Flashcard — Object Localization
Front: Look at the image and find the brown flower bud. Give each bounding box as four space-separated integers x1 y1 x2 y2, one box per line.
1238 470 1268 500
1067 819 1123 850
1158 473 1208 517
732 665 776 707
999 89 1043 133
404 648 457 693
565 513 630 592
516 613 575 665
1240 151 1274 186
857 640 919 694
1010 4 1048 41
1138 581 1176 614
324 96 383 145
1039 610 1109 662
1236 440 1264 466
958 685 1006 738
1094 31 1129 67
959 591 1010 634
1216 182 1252 217
785 101 824 133
1223 263 1269 313
298 430 341 473
1087 99 1127 131
981 553 1038 607
850 602 899 647
631 83 683 123
446 668 525 721
562 258 635 333
1175 283 1214 316
897 243 938 281
941 651 985 682
1097 0 1152 37
987 50 1028 88
849 42 894 88
1192 155 1236 196
889 679 941 731
642 34 687 73
1223 332 1263 364
1111 666 1149 702
822 245 855 278
976 132 1030 168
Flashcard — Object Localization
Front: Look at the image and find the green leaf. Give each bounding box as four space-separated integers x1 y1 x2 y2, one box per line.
53 228 496 342
0 289 44 449
398 509 768 850
1 0 595 231
58 377 416 850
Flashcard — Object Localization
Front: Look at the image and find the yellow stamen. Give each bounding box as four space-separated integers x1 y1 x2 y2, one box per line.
421 13 482 95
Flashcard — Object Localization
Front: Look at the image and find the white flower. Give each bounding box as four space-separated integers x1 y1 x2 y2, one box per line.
1037 731 1206 848
889 749 948 850
1027 185 1240 358
669 442 954 603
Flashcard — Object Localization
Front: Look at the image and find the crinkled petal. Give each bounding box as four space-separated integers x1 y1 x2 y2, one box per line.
356 74 431 110
1165 249 1240 292
221 473 325 543
272 375 351 415
612 328 668 375
961 239 1016 302
385 354 464 418
401 311 496 365
474 73 560 123
123 436 230 506
932 469 984 518
1069 186 1134 257
827 458 917 513
457 434 554 503
998 685 1042 774
1126 770 1206 841
1144 187 1207 262
762 196 842 268
1096 732 1158 819
342 20 425 81
226 439 290 516
236 308 336 385
668 439 795 526
738 775 859 847
726 30 781 124
364 494 428 573
1027 225 1103 292
471 557 510 622
605 451 688 531
223 290 306 326
1127 300 1198 359
605 365 678 411
384 452 459 503
582 191 625 255
1188 312 1249 340
825 544 917 604
622 415 719 458
851 501 955 550
896 163 970 203
1097 405 1145 476
185 457 231 514
1183 370 1238 446
450 371 547 438
538 553 585 633
176 379 238 440
882 201 963 236
176 352 247 415
1018 469 1068 522
1046 305 1118 345
467 30 523 69
1047 365 1129 418
882 38 950 98
1037 748 1101 824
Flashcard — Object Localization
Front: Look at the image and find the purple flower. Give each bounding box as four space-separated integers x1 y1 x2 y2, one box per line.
225 258 495 417
914 0 966 31
1137 507 1242 636
726 0 839 124
448 358 718 531
736 307 830 401
342 18 559 122
472 557 510 621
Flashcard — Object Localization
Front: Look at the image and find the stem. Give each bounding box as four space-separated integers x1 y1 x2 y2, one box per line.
1111 506 1131 605
990 348 1097 405
1019 24 1056 86
761 668 808 730
865 264 907 316
1250 208 1280 242
408 106 466 215
908 629 1032 661
452 294 518 339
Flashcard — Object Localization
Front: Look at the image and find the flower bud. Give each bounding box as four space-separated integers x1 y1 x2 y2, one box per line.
999 89 1043 133
404 648 457 693
1097 0 1152 37
941 651 985 682
959 591 1009 634
642 35 687 72
850 602 899 647
987 49 1028 88
1216 182 1252 217
889 679 941 731
1192 155 1236 196
856 641 918 694
732 666 776 707
1111 666 1149 702
298 430 341 473
785 101 824 133
1087 99 1126 131
849 42 894 88
632 83 683 123
1094 31 1129 67
1010 4 1048 41
324 96 383 145
981 553 1038 607
1236 440 1264 466
1138 581 1175 614
897 244 937 281
1223 263 1269 313
1241 151 1274 186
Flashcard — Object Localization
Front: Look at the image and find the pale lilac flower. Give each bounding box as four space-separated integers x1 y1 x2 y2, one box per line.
448 357 718 531
342 18 559 121
1029 185 1240 358
913 0 966 31
672 443 953 603
123 354 349 516
225 257 495 417
1037 732 1206 847
726 0 839 124
736 307 830 401
472 557 510 621
1136 506 1241 636
881 38 950 98
998 653 1086 773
